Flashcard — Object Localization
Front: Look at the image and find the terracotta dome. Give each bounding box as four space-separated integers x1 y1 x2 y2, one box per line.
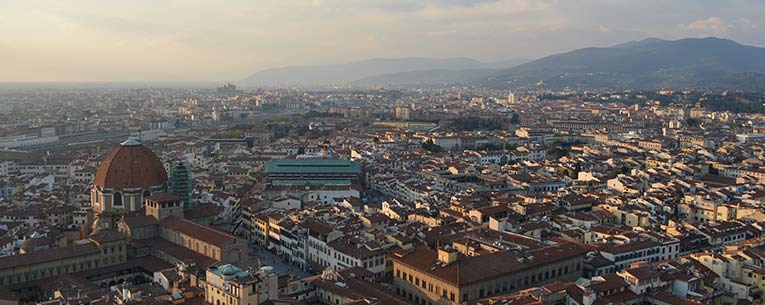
94 139 168 189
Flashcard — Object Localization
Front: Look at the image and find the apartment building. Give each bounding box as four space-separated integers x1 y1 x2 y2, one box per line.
205 264 278 305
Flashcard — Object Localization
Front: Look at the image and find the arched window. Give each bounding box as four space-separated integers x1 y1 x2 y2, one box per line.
142 191 151 207
113 192 123 207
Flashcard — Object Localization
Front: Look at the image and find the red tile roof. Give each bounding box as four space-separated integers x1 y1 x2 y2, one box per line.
145 192 183 202
0 242 101 270
159 216 234 247
391 242 590 286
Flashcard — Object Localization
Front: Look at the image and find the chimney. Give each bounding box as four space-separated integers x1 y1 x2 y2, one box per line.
437 246 458 265
583 289 596 305
629 261 648 269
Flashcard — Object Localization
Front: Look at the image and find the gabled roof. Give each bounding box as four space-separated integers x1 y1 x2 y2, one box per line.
159 216 234 247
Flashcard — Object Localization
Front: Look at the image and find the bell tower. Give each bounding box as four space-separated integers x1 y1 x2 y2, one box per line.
145 192 184 220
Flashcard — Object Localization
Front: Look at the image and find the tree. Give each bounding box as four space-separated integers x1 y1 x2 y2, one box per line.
510 113 520 124
478 143 501 151
708 165 719 175
546 147 569 159
449 117 502 131
421 139 442 152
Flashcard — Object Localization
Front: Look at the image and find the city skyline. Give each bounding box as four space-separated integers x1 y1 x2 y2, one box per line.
1 0 764 82
3 1 765 305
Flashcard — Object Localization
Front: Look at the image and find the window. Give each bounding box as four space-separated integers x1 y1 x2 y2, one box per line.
113 192 123 206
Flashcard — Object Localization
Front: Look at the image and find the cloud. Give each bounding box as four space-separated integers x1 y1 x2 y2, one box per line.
685 16 761 37
419 0 552 20
736 18 759 30
687 17 731 34
2 0 765 82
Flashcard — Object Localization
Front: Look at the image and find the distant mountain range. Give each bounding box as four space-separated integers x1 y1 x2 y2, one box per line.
480 37 765 90
238 58 528 87
238 37 765 90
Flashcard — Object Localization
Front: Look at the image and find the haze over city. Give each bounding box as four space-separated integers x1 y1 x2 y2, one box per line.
3 1 765 305
2 0 765 82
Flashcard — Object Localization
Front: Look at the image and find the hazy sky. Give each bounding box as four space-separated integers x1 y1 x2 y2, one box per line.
1 0 763 82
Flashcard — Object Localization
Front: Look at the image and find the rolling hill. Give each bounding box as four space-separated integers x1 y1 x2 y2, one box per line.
480 37 765 90
238 57 527 87
239 57 484 87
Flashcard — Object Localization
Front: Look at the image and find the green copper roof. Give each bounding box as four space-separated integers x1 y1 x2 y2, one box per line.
265 159 361 174
270 179 353 186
